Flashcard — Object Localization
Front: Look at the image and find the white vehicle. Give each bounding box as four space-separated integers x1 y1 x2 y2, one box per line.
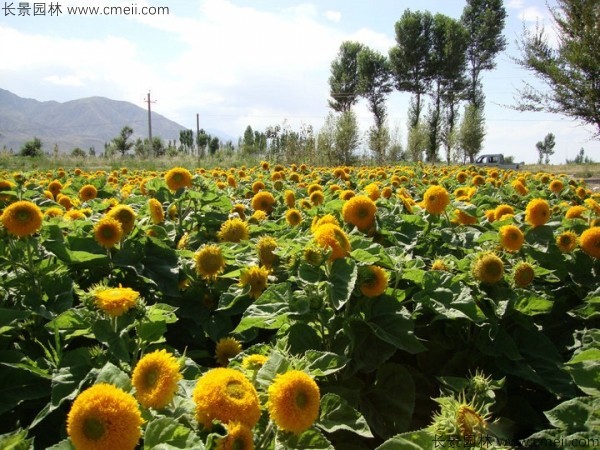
475 154 524 170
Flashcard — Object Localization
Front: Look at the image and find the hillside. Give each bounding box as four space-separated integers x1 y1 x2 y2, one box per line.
0 89 190 153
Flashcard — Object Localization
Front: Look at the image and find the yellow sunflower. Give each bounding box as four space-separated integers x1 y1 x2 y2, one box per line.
284 190 296 208
421 185 450 215
48 180 63 198
67 383 143 450
44 207 64 218
309 190 325 206
93 217 123 249
431 259 448 271
164 167 193 191
342 195 377 232
256 236 278 268
513 262 535 288
453 209 478 226
215 337 243 367
285 208 303 227
310 214 340 233
313 223 351 262
525 199 550 228
64 209 87 222
565 205 586 220
1 200 43 237
251 191 276 214
499 225 524 253
194 244 225 281
218 218 249 243
267 370 320 434
107 204 136 235
193 368 261 429
580 227 600 259
239 266 269 299
457 403 487 437
556 231 578 253
94 285 139 317
339 189 355 201
359 265 389 297
132 349 182 409
512 180 529 196
242 354 269 370
148 198 164 224
494 204 514 222
216 422 254 450
549 179 564 194
472 253 504 284
79 184 98 202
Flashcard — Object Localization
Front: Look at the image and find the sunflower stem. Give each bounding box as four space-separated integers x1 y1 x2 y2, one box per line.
256 420 275 450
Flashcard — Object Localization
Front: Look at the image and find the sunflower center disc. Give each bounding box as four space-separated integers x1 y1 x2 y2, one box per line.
295 391 307 408
83 417 105 441
226 380 244 399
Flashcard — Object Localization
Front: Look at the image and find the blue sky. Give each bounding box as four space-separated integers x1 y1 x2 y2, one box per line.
1 0 598 163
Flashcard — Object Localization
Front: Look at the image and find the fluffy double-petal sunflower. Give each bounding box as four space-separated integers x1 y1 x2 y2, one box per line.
1 200 43 237
132 349 182 409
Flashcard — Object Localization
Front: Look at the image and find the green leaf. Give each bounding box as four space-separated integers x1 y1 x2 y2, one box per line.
256 351 291 389
0 429 34 450
143 417 204 449
327 258 357 310
565 349 600 396
540 396 600 433
317 393 373 438
302 351 349 377
94 362 132 391
276 428 334 450
92 320 131 363
45 439 75 450
233 283 291 333
287 323 322 354
0 308 30 329
375 430 434 450
362 296 426 354
513 295 554 315
360 363 416 439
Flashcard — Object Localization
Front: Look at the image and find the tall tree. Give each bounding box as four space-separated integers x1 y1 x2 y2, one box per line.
426 14 469 162
328 41 364 112
461 0 507 108
357 47 394 130
242 125 255 154
458 104 486 162
536 133 556 164
513 0 600 137
179 129 194 154
112 126 134 156
335 110 361 165
197 129 210 158
389 10 435 128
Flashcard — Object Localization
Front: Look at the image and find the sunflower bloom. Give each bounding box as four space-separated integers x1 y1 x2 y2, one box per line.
472 253 504 284
239 266 269 299
242 354 268 370
457 403 487 437
549 179 564 194
132 349 182 409
453 209 478 226
556 231 578 253
313 223 351 261
525 199 550 228
218 218 249 243
193 368 261 429
580 227 600 259
359 265 389 297
1 200 43 237
195 244 226 281
165 167 193 191
267 370 320 434
94 285 139 317
310 214 340 233
284 190 296 208
251 191 276 214
107 204 136 235
94 217 123 248
216 422 254 450
499 225 524 253
422 185 450 215
256 236 278 268
79 184 98 202
67 383 143 450
285 208 302 227
148 198 164 224
342 195 377 232
513 262 535 288
215 337 243 367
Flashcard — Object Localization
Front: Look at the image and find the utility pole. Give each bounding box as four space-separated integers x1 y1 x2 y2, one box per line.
144 91 156 146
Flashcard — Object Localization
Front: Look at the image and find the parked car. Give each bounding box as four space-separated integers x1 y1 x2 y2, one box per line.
474 154 524 170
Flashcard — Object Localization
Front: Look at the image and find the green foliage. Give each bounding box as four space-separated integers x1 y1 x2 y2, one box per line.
458 103 486 162
535 133 556 164
513 0 600 137
19 137 43 157
329 41 364 113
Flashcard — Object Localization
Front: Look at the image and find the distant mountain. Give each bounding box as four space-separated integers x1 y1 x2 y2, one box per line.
0 89 219 154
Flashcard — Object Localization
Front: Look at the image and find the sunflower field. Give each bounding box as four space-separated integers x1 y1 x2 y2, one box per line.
0 163 599 450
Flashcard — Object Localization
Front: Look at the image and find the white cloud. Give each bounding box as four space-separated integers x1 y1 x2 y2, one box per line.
324 10 342 23
507 0 524 9
518 6 547 23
